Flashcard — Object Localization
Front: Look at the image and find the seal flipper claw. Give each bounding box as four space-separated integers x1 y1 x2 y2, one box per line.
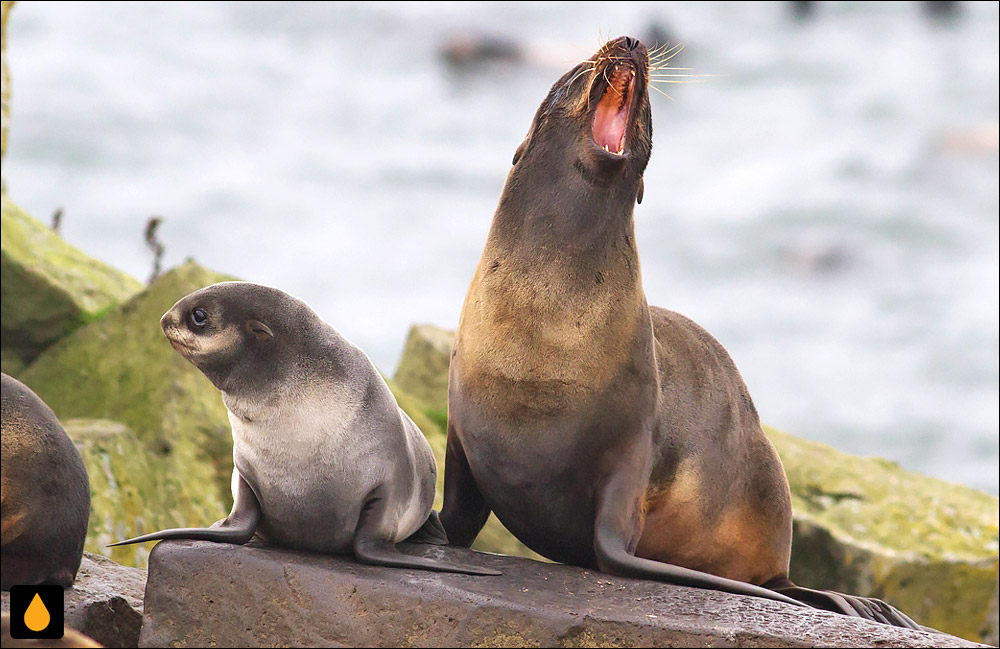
766 581 921 629
354 487 500 576
406 510 450 546
109 471 261 547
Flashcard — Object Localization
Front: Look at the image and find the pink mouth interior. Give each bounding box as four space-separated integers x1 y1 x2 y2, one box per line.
593 63 635 155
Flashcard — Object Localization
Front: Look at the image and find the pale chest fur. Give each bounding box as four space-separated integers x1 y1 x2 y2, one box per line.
225 386 376 503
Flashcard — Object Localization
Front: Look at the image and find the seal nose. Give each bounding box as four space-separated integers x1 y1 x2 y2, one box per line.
160 310 176 333
624 36 641 51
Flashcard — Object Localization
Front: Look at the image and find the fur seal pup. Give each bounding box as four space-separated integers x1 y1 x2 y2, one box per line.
440 36 917 627
1 373 91 590
111 282 497 576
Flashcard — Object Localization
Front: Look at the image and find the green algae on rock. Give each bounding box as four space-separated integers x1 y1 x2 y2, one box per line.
393 323 455 413
766 425 999 645
1 194 143 367
21 262 237 566
63 418 164 568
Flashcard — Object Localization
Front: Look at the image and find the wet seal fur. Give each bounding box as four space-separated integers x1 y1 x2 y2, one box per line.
111 282 497 576
441 36 918 627
1 373 91 589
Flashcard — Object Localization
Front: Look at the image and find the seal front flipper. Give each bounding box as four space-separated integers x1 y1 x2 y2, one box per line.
592 457 804 609
405 510 450 546
353 485 501 576
439 424 492 547
763 578 920 629
109 470 261 547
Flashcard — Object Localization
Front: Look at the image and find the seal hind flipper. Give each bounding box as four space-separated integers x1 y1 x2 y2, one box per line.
110 471 261 547
405 510 450 546
354 486 500 576
593 462 805 609
763 578 920 629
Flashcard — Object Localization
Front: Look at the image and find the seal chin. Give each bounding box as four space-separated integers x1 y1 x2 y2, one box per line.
165 335 199 358
592 61 636 158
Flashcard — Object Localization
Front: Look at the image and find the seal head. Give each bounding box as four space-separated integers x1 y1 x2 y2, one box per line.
508 35 651 217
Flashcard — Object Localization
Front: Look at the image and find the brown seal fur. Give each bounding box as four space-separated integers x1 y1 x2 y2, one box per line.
440 35 918 628
1 373 90 590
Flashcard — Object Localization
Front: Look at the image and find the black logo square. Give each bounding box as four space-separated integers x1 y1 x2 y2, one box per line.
8 585 64 639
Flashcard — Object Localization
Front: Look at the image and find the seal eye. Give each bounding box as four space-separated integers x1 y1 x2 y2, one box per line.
190 308 209 328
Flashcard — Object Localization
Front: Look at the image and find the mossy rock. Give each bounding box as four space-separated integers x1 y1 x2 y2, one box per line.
1 194 143 366
64 418 168 567
20 261 236 566
393 323 455 413
767 426 999 644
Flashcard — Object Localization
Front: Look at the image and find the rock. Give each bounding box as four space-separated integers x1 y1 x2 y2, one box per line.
389 322 1000 644
1 345 25 376
1 194 143 368
392 323 455 414
20 262 237 567
63 419 167 569
1 552 145 648
768 426 1000 646
139 539 977 648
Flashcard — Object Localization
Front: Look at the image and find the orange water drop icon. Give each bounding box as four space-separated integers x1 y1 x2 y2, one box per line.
24 592 51 632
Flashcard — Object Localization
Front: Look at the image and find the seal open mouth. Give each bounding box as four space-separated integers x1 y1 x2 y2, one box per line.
593 62 635 156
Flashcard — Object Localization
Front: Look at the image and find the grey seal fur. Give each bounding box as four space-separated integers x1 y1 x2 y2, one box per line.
111 281 497 576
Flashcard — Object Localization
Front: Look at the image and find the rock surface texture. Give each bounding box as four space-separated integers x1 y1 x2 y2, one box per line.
140 540 979 648
1 552 146 648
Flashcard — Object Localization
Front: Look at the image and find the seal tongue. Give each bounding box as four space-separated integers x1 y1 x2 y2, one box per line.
593 64 634 155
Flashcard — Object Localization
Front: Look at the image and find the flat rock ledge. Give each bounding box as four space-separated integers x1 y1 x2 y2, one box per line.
140 540 977 648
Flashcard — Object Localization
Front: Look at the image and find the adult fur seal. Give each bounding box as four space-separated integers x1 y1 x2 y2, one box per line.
1 373 90 589
440 36 917 627
111 282 497 576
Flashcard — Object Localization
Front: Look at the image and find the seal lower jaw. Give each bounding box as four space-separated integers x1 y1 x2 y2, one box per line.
165 333 198 356
592 63 636 157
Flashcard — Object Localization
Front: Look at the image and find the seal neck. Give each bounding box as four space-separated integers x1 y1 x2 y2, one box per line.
487 166 641 274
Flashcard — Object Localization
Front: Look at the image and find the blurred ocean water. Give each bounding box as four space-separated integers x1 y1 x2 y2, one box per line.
3 1 997 493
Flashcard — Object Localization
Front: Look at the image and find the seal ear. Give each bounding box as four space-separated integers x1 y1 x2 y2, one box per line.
637 177 645 205
512 139 527 165
246 319 273 341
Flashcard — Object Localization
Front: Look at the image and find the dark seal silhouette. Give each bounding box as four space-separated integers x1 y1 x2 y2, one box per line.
1 373 90 589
